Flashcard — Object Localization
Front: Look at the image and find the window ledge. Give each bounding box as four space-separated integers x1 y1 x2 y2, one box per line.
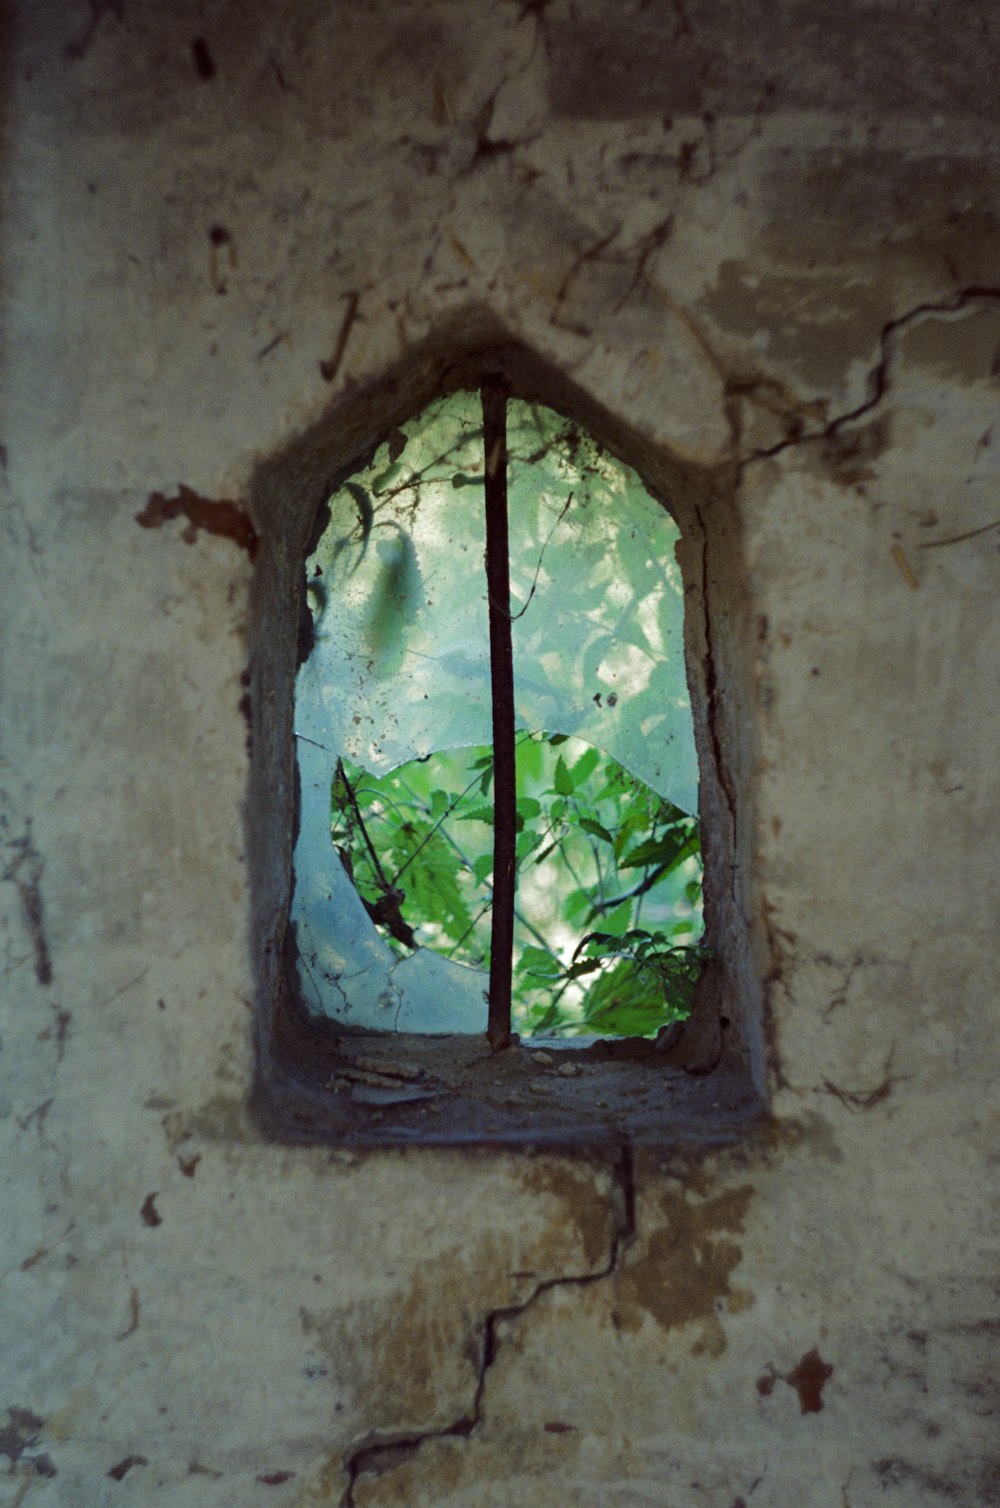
254 1021 764 1149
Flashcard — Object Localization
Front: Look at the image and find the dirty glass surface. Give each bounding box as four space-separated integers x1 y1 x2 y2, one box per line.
292 393 697 1033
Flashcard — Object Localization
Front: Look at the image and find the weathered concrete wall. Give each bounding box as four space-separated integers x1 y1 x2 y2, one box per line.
2 2 998 1504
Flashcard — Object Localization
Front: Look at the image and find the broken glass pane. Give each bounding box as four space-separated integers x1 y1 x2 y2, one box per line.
292 392 698 1034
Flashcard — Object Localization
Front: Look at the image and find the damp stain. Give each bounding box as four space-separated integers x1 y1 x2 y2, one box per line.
520 1161 613 1270
612 1183 755 1355
302 1261 482 1425
136 484 258 560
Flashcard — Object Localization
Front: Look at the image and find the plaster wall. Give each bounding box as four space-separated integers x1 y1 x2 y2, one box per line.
1 2 998 1504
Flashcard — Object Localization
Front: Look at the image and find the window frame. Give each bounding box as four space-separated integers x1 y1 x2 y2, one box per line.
245 339 767 1148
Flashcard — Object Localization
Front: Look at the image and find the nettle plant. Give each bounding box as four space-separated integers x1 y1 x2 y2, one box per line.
293 385 707 1042
331 736 703 1038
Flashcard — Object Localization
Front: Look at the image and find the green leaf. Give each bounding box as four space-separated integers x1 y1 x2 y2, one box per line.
518 945 563 979
598 899 633 937
458 805 495 825
579 817 613 844
620 831 689 870
570 745 601 784
553 755 574 796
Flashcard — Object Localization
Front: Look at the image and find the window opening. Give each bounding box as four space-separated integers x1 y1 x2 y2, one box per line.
292 385 703 1044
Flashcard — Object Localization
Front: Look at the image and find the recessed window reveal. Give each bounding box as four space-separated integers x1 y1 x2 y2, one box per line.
291 387 703 1041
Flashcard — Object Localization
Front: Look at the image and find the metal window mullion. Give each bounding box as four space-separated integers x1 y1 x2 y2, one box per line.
482 378 516 1050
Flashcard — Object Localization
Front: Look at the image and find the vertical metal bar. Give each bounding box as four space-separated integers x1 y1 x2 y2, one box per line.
482 377 516 1050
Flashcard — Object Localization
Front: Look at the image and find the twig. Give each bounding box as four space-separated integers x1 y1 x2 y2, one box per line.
510 491 574 621
335 760 392 894
389 767 491 884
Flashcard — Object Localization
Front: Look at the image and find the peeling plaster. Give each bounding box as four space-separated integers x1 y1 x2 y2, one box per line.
3 3 1000 1505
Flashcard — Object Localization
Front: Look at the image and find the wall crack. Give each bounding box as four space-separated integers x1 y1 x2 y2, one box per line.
1 814 52 987
738 286 1000 475
339 1144 635 1505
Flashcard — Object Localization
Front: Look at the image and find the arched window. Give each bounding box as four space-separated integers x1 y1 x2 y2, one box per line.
246 344 765 1143
292 384 706 1050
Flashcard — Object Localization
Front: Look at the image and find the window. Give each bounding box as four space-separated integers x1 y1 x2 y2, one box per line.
247 345 765 1144
291 384 706 1050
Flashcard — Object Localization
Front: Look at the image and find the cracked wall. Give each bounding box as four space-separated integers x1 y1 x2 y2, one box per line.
2 1 999 1504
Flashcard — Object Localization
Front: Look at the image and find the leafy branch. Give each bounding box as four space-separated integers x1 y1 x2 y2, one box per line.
330 735 705 1037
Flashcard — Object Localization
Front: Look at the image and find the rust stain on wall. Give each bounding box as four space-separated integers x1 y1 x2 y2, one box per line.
611 1183 755 1356
757 1344 834 1413
136 484 258 560
785 1346 834 1413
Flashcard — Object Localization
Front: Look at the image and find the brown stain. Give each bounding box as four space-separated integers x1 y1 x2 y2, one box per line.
612 1184 755 1355
296 1451 347 1504
372 1437 468 1503
139 1193 162 1228
820 415 890 484
751 1108 844 1166
519 1162 613 1270
107 1454 148 1480
163 1094 255 1152
758 1346 834 1414
352 1431 568 1507
302 1265 482 1427
786 1346 834 1413
306 1201 598 1433
136 484 258 560
115 1286 140 1341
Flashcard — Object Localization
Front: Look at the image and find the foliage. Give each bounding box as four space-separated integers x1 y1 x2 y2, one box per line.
330 733 709 1037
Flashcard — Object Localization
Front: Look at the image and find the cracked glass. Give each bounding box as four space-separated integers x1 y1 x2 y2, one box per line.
292 391 698 1034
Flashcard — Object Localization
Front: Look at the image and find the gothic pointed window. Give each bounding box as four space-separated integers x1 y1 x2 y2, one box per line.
290 384 705 1049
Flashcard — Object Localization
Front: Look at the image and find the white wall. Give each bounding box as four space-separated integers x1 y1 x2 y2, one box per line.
2 2 998 1503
